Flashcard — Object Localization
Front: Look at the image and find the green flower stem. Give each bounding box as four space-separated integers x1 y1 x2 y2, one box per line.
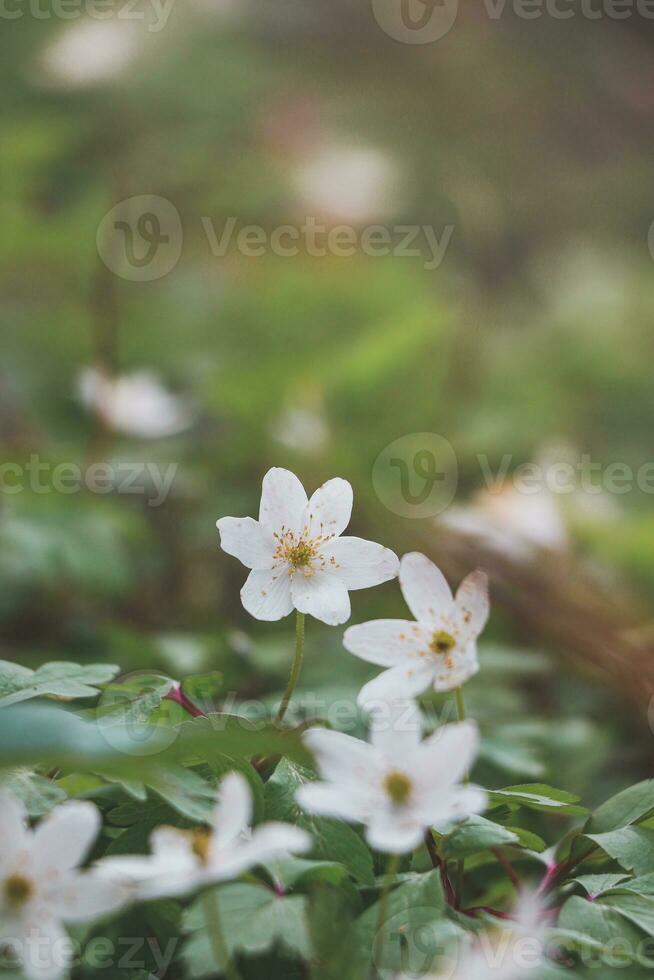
275 611 305 725
375 853 401 960
454 685 468 907
202 887 242 980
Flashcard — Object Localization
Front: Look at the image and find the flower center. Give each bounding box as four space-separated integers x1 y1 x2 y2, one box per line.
272 526 338 576
286 541 316 568
190 829 212 864
384 771 412 805
4 874 34 909
430 630 456 656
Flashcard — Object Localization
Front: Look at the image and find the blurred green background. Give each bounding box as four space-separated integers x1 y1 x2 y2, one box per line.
2 3 653 806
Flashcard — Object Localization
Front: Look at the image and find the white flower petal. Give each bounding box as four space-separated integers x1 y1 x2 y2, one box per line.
303 477 353 538
321 537 398 590
368 699 424 758
418 721 480 788
357 662 436 710
303 727 377 783
432 643 480 693
258 467 307 534
0 792 27 873
241 568 293 621
399 552 453 625
344 619 431 666
365 813 425 855
213 823 311 880
19 915 71 980
32 801 100 872
427 785 487 830
296 782 369 823
290 570 351 625
453 570 490 640
46 872 128 923
212 772 252 850
216 517 276 570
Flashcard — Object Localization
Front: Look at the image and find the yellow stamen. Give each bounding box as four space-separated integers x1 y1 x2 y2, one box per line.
5 874 33 908
430 630 456 655
384 771 412 805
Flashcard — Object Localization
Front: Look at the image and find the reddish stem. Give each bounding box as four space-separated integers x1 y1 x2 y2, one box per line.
165 682 207 718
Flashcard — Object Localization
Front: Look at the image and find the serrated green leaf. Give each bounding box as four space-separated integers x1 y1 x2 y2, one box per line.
262 855 349 891
557 896 644 960
146 765 217 822
0 768 66 815
602 894 654 936
183 883 311 977
265 759 374 886
0 660 119 708
354 869 451 976
586 827 654 876
587 781 654 834
573 874 630 898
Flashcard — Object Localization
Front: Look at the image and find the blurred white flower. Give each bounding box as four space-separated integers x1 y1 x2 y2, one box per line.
272 405 329 454
96 772 310 900
216 467 399 625
0 793 127 980
78 367 194 438
293 144 399 224
297 702 485 854
425 891 550 980
39 20 142 89
345 552 489 707
440 484 568 562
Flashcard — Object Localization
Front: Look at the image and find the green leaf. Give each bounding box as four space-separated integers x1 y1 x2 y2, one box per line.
146 765 217 822
602 894 654 936
503 826 547 853
557 895 644 959
572 874 630 898
489 784 587 816
0 768 66 815
262 856 350 891
614 873 654 897
265 759 375 886
0 660 119 708
586 827 654 875
354 869 454 976
441 816 519 859
0 703 308 775
183 884 311 977
587 781 654 834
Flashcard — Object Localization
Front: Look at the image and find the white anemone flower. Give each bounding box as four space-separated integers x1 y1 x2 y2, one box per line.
344 552 489 708
216 467 399 625
0 794 127 980
78 367 194 439
96 772 311 900
297 703 486 854
424 890 549 980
